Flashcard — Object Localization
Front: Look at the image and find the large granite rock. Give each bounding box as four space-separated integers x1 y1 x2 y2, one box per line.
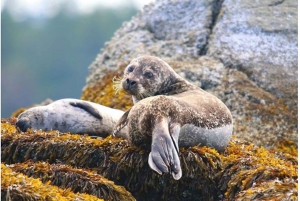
84 0 297 147
86 0 219 83
207 0 298 107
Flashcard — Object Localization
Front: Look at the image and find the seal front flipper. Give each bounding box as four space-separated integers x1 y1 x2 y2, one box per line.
113 108 131 137
148 117 182 180
69 101 102 120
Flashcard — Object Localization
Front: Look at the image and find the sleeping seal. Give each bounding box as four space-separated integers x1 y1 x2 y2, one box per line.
113 55 233 180
16 99 127 138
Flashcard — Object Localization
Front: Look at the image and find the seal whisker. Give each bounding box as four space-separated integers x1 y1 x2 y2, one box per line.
139 91 153 100
112 76 123 94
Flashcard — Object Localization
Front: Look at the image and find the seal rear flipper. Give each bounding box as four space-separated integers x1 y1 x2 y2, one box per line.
148 117 182 180
113 108 131 137
69 101 102 120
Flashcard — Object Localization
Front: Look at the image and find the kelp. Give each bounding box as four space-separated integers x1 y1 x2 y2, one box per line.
1 121 127 168
2 119 222 201
7 161 135 201
1 118 298 201
218 138 298 200
1 164 103 201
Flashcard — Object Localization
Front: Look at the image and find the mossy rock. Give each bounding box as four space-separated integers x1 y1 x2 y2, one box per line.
1 118 298 200
1 163 103 201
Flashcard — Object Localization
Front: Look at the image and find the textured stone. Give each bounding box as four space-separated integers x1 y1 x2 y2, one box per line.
84 0 297 147
207 0 298 107
87 0 218 86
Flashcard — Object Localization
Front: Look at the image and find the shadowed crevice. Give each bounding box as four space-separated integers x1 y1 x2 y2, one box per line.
199 0 224 55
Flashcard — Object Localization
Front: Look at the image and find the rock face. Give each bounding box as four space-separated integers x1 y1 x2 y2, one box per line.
207 0 298 107
85 0 297 147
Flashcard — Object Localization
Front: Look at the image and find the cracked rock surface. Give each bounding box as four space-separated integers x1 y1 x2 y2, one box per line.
207 0 297 108
85 0 297 147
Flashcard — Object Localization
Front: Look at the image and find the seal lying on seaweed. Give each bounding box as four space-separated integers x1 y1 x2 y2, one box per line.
113 55 233 180
16 99 127 138
16 55 233 180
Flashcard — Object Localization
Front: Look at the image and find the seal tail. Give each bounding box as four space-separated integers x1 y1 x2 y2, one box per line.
148 117 182 180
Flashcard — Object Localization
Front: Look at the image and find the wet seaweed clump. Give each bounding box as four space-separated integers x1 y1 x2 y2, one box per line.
1 163 103 201
7 161 135 201
1 118 298 201
2 118 223 201
218 138 298 201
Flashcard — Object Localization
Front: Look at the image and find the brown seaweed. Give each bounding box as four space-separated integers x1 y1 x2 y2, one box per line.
7 161 135 201
1 164 103 201
2 119 222 201
1 119 298 201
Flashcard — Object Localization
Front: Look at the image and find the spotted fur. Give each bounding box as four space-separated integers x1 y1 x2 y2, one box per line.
114 55 233 180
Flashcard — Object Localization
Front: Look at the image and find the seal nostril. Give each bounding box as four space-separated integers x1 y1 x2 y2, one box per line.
126 78 137 86
131 81 136 86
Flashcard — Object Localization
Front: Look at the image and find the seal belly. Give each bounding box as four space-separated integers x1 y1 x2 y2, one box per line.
178 124 233 152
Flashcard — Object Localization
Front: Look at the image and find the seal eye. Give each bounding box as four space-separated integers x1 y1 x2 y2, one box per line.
127 66 134 73
144 72 153 79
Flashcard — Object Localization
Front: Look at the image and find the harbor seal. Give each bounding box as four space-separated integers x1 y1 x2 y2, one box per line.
113 55 233 180
16 99 127 138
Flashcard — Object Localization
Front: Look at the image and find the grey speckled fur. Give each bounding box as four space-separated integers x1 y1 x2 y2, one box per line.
17 99 127 138
113 55 233 180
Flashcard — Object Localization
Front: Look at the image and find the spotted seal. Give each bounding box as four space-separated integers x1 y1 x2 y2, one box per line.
113 55 233 180
16 99 127 138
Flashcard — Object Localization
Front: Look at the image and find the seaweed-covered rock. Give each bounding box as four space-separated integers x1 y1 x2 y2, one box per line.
1 119 297 200
1 119 223 201
1 163 103 201
7 161 135 201
218 138 297 200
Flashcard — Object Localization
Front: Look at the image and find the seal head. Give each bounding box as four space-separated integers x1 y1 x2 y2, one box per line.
120 55 197 103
